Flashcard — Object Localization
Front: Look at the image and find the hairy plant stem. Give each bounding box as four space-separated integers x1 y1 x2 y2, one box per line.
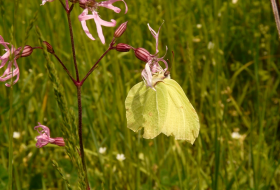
67 5 80 82
77 85 89 190
65 4 89 189
63 3 117 189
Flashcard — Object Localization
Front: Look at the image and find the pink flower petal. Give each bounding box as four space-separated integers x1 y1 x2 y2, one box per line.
36 134 51 148
92 12 116 27
147 23 164 54
0 51 11 61
0 60 20 87
92 12 116 44
5 66 20 87
78 9 96 40
0 58 9 68
98 0 128 14
141 61 154 89
0 35 9 50
34 122 51 137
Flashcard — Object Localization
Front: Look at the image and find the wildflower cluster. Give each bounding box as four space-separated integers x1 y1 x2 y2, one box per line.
1 0 171 189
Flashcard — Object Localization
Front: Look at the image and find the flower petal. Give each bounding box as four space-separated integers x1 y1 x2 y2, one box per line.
98 0 128 14
0 35 9 50
36 134 55 148
92 12 116 44
157 58 168 71
147 22 164 54
141 61 154 89
5 61 20 87
34 122 51 137
78 9 96 40
0 58 9 68
0 60 20 87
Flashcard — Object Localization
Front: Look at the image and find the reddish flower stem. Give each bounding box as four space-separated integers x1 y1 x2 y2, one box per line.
53 53 76 83
67 6 80 82
77 85 89 190
63 2 89 189
58 0 67 11
33 47 76 84
80 46 115 86
57 3 123 190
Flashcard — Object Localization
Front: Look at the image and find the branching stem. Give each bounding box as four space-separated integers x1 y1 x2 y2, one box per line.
80 40 116 85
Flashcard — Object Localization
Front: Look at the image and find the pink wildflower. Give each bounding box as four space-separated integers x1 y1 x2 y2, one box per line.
78 0 128 44
34 122 65 148
0 36 34 87
134 23 169 89
0 35 20 87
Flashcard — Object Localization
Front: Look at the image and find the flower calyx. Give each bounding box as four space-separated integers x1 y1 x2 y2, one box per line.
114 21 128 38
43 41 55 54
116 43 132 52
134 48 152 62
79 0 97 10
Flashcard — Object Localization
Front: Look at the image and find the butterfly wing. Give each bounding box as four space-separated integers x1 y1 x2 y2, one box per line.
125 81 168 138
125 79 200 144
161 79 200 144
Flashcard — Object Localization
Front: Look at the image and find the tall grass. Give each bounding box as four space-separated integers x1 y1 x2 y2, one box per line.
0 0 279 189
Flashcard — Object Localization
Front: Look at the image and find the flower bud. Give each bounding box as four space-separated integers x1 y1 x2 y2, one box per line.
114 21 128 38
52 137 65 147
116 43 132 52
20 45 33 57
134 48 151 62
43 41 55 54
14 45 33 59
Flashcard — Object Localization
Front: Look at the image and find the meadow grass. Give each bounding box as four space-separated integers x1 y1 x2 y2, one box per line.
0 0 280 189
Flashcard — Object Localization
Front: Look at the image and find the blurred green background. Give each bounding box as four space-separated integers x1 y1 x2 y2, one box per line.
0 0 280 189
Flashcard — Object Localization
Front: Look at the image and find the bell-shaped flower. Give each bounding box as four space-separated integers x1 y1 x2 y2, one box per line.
34 122 65 148
134 23 169 89
78 0 127 44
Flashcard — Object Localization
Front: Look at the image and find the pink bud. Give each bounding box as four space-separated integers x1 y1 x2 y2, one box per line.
43 41 54 54
15 45 33 59
116 43 132 52
20 45 33 57
52 137 65 147
134 48 151 62
114 21 128 38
